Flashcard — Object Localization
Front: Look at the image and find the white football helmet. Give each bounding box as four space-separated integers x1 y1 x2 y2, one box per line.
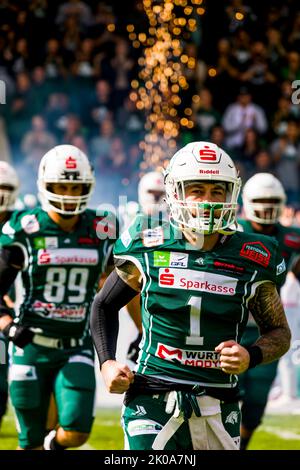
0 160 19 211
138 171 166 215
37 145 95 215
165 141 241 234
242 173 286 224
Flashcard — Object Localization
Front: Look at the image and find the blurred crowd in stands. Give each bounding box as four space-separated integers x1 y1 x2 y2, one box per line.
0 0 300 221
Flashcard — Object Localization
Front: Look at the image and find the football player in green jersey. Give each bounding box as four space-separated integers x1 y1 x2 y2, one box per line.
238 172 300 450
90 142 291 450
0 161 19 430
0 145 116 450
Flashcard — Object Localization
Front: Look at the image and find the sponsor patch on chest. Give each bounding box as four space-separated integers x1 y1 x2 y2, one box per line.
156 343 221 368
37 248 99 265
240 241 270 267
154 251 189 268
158 268 237 295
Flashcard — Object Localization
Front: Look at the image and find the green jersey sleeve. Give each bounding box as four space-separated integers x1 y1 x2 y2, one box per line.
114 213 168 273
0 210 30 268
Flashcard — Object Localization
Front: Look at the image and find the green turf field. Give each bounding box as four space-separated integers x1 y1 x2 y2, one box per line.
1 407 300 450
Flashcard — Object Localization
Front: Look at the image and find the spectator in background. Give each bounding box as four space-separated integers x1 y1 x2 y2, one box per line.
222 87 268 149
89 79 114 129
281 51 300 82
251 150 275 176
231 29 251 73
109 38 134 108
210 38 239 111
45 93 70 138
90 116 115 167
6 72 33 153
69 134 88 154
239 41 277 110
272 96 293 136
287 12 300 51
11 38 32 74
193 88 221 141
270 120 300 205
60 114 83 144
265 28 286 74
73 38 95 77
44 38 66 79
115 96 144 144
181 43 207 102
238 128 262 173
30 66 53 115
21 115 56 170
56 0 92 29
210 125 226 148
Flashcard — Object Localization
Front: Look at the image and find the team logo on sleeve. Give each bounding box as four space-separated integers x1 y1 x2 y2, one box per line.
276 259 286 276
142 226 164 247
21 215 40 234
240 242 270 267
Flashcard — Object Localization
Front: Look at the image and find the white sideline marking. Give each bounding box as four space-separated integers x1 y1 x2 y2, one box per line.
79 443 96 450
262 426 300 440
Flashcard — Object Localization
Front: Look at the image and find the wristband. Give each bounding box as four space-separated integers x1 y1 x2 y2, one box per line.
245 345 263 369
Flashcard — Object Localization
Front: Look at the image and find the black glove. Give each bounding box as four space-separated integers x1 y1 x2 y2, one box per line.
127 332 142 363
2 322 34 348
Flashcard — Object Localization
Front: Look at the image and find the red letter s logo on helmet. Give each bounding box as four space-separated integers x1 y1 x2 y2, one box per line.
65 156 77 169
199 145 217 161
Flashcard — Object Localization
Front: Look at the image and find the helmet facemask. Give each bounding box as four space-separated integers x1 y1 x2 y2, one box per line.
0 161 19 212
166 179 240 235
42 182 94 216
244 198 284 224
0 185 18 212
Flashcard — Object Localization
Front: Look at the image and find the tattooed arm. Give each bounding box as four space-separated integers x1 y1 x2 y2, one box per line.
248 281 291 364
215 281 291 374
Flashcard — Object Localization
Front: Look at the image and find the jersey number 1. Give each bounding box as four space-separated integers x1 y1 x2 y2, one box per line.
186 296 204 345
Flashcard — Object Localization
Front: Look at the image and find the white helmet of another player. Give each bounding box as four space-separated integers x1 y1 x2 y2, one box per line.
165 141 241 234
138 171 166 215
242 173 286 224
0 160 19 211
37 145 95 215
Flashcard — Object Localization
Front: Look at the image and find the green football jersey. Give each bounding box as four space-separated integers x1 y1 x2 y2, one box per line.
238 219 300 277
0 207 115 339
114 215 285 388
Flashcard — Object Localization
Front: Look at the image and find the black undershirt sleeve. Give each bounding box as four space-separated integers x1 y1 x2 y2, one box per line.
0 246 24 318
90 269 139 367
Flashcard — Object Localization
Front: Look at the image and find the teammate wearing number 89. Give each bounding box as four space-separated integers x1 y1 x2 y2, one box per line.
0 145 116 450
90 141 291 450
